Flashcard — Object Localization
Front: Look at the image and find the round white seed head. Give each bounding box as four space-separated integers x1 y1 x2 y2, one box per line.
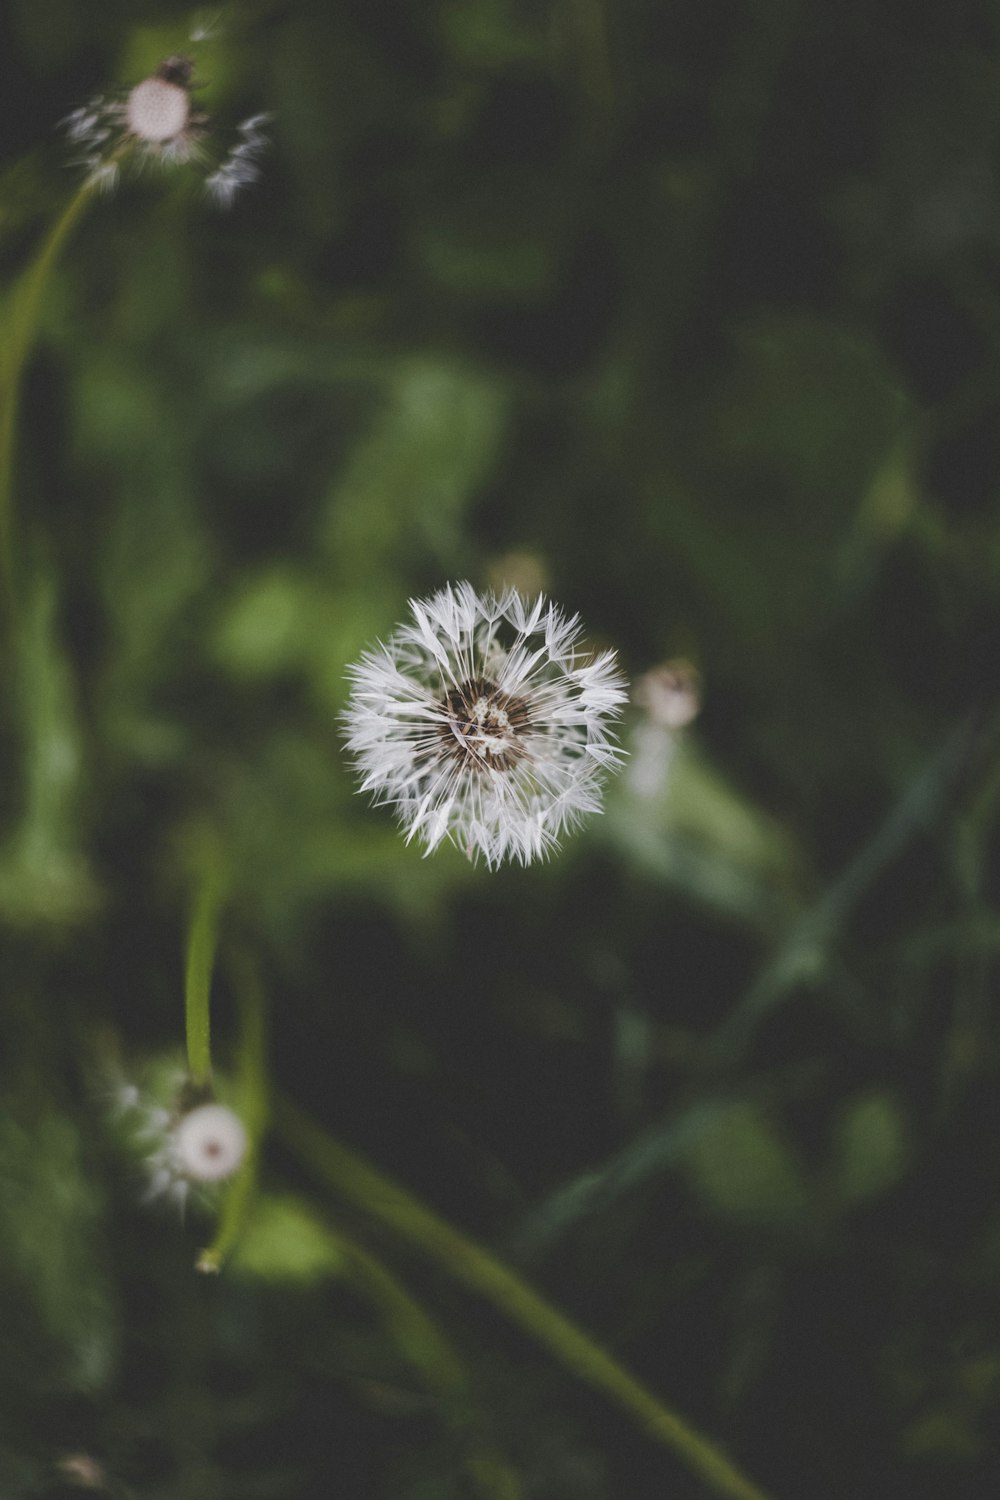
342 583 628 867
172 1103 247 1183
126 77 190 143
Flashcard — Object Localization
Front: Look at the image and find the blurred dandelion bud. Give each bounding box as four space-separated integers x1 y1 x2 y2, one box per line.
107 1067 246 1213
634 660 702 730
342 582 627 867
628 660 702 799
62 56 269 206
143 1101 247 1211
56 1453 107 1491
172 1102 248 1182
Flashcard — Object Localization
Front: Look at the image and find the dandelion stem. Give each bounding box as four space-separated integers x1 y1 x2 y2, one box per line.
274 1094 776 1500
197 949 268 1272
183 854 227 1087
330 1226 522 1499
0 181 97 616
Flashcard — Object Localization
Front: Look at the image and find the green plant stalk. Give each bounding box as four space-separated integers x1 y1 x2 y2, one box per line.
274 1093 776 1500
0 180 97 610
197 949 269 1273
183 860 227 1087
331 1226 522 1500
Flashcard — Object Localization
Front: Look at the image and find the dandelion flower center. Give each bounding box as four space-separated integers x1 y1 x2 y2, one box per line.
125 77 190 143
440 678 531 773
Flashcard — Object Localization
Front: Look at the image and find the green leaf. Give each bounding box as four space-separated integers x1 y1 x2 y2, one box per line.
832 1092 908 1206
232 1193 346 1283
0 1113 114 1389
686 1102 810 1225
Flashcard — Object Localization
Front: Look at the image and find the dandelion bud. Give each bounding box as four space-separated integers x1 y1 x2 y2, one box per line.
172 1103 247 1183
57 1453 107 1490
634 661 702 730
628 661 702 799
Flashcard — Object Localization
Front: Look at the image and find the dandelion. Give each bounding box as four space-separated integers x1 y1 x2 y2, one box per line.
142 1101 248 1211
342 582 628 867
627 660 702 799
171 1103 248 1182
62 56 269 205
107 1071 247 1213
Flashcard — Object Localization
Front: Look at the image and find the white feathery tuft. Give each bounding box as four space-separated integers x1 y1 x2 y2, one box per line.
342 583 628 868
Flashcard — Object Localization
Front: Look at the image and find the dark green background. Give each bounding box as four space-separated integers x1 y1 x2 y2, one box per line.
3 1 1000 1495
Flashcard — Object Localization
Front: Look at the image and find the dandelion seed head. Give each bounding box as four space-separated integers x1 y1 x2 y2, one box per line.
105 1068 246 1214
342 583 628 867
62 57 268 205
172 1103 247 1182
125 76 191 144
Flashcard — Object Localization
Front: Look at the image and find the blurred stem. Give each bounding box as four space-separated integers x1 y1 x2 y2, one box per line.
0 181 97 617
274 1094 775 1500
197 949 269 1273
706 714 978 1066
183 849 227 1087
331 1227 522 1500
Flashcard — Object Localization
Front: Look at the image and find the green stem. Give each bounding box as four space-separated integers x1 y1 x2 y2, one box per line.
0 181 97 614
331 1227 522 1500
274 1094 776 1500
197 949 268 1273
183 856 227 1087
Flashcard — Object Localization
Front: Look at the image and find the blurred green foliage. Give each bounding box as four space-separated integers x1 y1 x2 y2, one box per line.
3 1 1000 1497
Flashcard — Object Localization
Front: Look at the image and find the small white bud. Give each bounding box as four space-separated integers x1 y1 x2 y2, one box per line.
634 661 702 730
172 1103 247 1183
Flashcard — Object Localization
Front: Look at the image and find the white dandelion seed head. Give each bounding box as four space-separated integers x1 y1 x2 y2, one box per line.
342 582 628 868
125 76 191 143
61 57 267 205
106 1071 246 1214
171 1103 247 1183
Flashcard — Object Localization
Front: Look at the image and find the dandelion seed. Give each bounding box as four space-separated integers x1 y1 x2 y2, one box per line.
204 111 272 208
342 582 628 867
190 8 227 43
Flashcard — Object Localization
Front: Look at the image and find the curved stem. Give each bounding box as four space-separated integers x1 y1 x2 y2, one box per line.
0 181 97 615
183 852 227 1087
331 1226 522 1499
274 1094 776 1500
197 948 268 1272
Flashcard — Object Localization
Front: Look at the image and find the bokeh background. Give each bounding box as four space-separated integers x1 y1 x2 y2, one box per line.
3 1 1000 1496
